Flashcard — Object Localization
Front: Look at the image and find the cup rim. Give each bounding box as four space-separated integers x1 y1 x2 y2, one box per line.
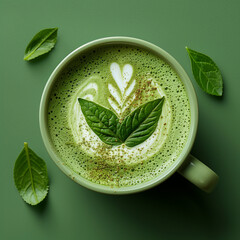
39 36 198 194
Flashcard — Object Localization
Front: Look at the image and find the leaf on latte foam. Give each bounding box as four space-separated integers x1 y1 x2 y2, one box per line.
78 97 165 147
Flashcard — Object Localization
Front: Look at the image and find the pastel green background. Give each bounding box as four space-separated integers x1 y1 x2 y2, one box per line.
0 0 239 239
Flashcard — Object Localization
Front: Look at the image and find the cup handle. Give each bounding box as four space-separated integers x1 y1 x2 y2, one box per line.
177 154 219 193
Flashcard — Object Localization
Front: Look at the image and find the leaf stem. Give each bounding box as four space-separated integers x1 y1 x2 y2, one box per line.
24 142 38 202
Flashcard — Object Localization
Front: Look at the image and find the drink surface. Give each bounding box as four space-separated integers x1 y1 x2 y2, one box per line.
48 44 191 187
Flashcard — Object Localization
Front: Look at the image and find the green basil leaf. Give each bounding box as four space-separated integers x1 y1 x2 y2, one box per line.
24 28 58 61
186 47 223 96
78 97 164 148
14 142 49 205
78 98 123 145
119 97 165 147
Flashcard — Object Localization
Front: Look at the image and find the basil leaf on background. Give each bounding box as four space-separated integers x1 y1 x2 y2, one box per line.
119 97 165 147
24 28 58 61
78 97 164 147
14 142 49 205
78 98 123 146
186 47 223 96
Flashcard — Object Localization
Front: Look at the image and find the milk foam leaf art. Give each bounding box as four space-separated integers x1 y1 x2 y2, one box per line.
78 98 123 145
186 47 223 96
108 63 136 116
24 28 58 61
78 97 165 147
119 97 165 147
14 142 49 205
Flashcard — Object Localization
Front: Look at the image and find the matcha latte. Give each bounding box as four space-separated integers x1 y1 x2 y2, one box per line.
47 44 191 188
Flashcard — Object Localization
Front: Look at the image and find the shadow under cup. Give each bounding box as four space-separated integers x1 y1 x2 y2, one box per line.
39 37 218 194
